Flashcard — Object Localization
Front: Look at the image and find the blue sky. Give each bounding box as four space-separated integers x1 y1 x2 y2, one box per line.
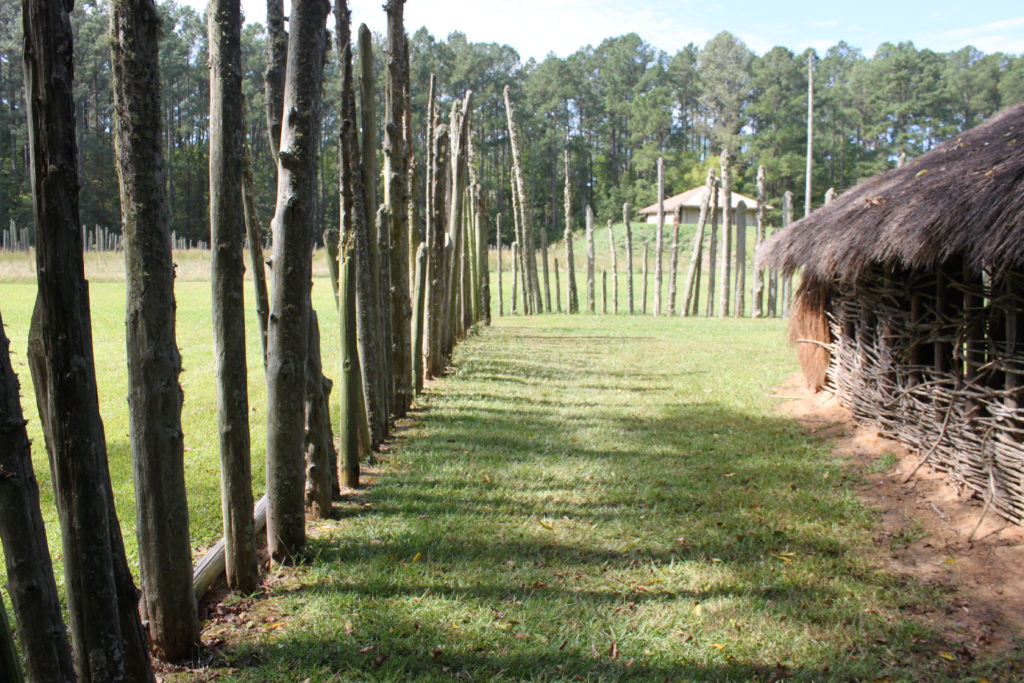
218 0 1024 60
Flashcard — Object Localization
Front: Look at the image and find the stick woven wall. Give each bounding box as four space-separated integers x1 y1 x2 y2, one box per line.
816 261 1023 525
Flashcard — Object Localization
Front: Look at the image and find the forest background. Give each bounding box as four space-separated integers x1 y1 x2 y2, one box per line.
1 0 1023 247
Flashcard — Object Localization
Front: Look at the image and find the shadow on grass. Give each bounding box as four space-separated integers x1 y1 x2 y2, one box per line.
217 326 1007 681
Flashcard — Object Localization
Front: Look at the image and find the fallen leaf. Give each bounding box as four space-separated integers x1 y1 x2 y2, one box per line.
938 651 956 661
538 519 554 530
431 646 443 658
358 645 376 654
709 643 726 651
608 639 619 660
411 552 422 563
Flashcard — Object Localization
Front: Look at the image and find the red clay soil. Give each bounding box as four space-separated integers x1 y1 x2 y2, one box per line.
775 374 1024 655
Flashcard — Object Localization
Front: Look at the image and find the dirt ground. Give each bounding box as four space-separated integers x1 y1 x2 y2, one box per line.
775 374 1024 656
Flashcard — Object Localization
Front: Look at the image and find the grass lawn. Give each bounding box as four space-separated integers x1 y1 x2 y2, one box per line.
177 315 1015 681
2 252 1018 680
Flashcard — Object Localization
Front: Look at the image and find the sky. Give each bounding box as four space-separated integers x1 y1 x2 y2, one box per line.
210 0 1024 60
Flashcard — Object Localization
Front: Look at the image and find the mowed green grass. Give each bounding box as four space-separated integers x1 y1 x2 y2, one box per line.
0 252 341 574
177 315 1016 681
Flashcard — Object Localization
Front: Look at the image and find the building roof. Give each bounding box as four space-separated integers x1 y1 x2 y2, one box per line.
758 103 1024 283
637 186 761 215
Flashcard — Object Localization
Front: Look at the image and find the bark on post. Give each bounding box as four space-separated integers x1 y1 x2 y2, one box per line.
733 200 747 317
209 0 259 593
554 257 562 312
653 156 665 316
336 5 382 447
503 85 541 312
424 124 449 376
752 166 766 318
585 204 595 313
539 222 552 313
718 149 732 317
0 311 74 682
781 190 794 317
111 0 198 659
667 206 681 316
511 242 519 314
0 604 22 683
705 178 720 317
264 0 287 162
303 309 333 517
496 213 504 316
242 143 271 361
602 270 607 314
384 1 412 417
641 240 649 314
357 23 386 443
563 149 579 314
624 203 634 314
338 230 362 488
682 169 714 317
477 187 491 325
25 0 153 674
608 220 619 314
265 0 330 563
411 243 427 394
509 170 528 315
444 93 472 357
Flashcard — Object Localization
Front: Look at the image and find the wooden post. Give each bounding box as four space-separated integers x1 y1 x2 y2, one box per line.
586 204 595 312
668 205 682 316
752 166 766 318
781 191 794 316
424 123 449 377
511 242 519 314
624 203 634 314
805 51 814 219
539 218 552 313
496 213 504 316
503 86 541 312
733 201 747 317
608 220 619 314
682 170 714 317
602 270 608 314
705 175 720 317
554 257 562 312
411 243 427 394
563 149 578 314
718 149 732 318
211 0 260 594
642 240 650 315
653 156 665 316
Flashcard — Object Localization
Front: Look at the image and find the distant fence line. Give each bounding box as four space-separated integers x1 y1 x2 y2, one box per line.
0 223 219 252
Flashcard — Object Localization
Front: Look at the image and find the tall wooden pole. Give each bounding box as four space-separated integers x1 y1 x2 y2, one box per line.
752 166 766 318
585 204 595 312
733 201 746 317
667 206 681 316
717 149 732 317
264 0 329 563
805 51 814 218
641 240 649 314
496 213 504 316
563 149 578 314
209 0 259 595
608 220 618 314
112 0 199 658
624 203 634 314
554 257 562 312
705 178 719 317
653 157 665 315
681 169 713 317
781 190 794 316
503 86 541 312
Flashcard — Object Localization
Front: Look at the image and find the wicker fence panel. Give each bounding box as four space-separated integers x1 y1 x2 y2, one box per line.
823 262 1024 525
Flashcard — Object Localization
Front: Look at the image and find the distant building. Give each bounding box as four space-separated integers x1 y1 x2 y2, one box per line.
637 186 761 225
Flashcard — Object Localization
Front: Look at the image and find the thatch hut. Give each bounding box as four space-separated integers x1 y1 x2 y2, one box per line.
758 103 1024 525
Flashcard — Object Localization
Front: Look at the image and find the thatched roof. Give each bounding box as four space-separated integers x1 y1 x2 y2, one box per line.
638 186 760 215
758 103 1024 282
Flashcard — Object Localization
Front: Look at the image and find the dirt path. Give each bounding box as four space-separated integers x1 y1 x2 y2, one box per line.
776 374 1024 656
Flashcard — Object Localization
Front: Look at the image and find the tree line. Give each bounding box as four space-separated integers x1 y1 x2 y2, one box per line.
1 0 1023 246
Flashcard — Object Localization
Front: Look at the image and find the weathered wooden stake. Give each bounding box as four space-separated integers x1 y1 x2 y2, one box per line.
653 157 665 315
681 169 714 317
602 270 608 314
718 149 732 318
563 149 579 314
752 166 766 318
733 200 747 317
668 206 681 316
608 220 619 314
624 203 634 314
511 242 519 314
554 257 562 312
496 213 504 316
781 191 794 316
586 204 595 312
642 240 650 314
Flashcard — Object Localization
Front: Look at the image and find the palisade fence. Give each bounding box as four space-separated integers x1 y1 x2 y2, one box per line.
0 222 223 252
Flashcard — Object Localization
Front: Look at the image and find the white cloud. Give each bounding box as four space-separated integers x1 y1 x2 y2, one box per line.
924 16 1024 53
